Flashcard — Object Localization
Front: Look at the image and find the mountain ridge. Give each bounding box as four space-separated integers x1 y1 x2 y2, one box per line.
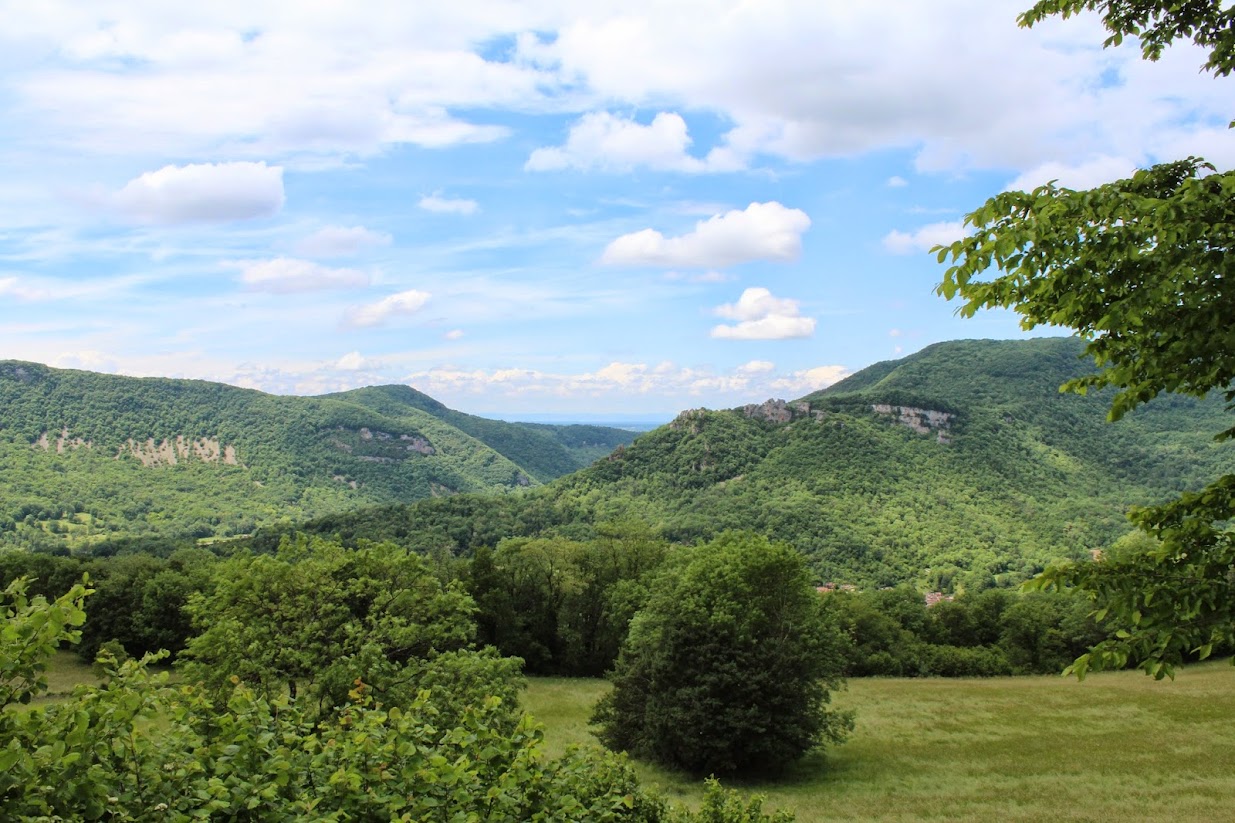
0 361 636 551
274 337 1235 592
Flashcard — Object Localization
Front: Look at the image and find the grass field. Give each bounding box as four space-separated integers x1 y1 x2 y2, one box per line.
523 663 1235 822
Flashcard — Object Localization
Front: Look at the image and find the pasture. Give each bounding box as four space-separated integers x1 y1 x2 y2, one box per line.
524 663 1235 822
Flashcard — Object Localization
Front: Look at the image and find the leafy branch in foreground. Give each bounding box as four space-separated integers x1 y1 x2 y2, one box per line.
938 0 1235 678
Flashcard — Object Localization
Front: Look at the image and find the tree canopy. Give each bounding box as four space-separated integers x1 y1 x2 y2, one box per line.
592 533 853 776
1 574 795 821
937 0 1235 677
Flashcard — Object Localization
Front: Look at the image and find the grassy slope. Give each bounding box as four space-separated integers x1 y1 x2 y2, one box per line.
524 662 1235 822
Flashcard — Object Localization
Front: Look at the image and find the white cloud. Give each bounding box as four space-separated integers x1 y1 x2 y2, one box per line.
419 194 480 215
527 111 725 173
737 359 775 374
1005 155 1137 192
602 202 811 268
444 329 465 340
768 365 850 394
530 1 1227 176
402 358 848 403
238 258 370 293
0 276 49 301
297 225 392 257
711 287 816 340
0 272 153 302
882 220 967 254
344 289 431 328
111 162 284 223
4 2 1227 178
335 351 370 370
887 175 908 187
49 350 120 372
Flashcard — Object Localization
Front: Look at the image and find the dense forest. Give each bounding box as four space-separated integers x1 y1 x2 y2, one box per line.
0 361 634 552
269 338 1235 592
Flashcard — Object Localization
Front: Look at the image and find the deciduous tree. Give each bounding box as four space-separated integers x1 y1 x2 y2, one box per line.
592 532 852 775
937 0 1235 677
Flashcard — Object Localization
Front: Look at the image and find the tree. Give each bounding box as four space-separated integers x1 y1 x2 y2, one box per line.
937 1 1235 677
178 536 475 711
1 577 794 821
592 532 853 776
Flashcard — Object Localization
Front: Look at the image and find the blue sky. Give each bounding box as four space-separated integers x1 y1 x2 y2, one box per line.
1 0 1230 416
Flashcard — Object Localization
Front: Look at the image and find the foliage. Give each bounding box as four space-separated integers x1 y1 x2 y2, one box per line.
0 577 89 710
178 536 476 712
936 1 1235 678
172 338 1235 596
824 585 1111 677
1019 0 1235 77
669 780 794 823
3 579 797 822
325 383 635 482
593 533 853 776
0 360 634 550
470 522 669 675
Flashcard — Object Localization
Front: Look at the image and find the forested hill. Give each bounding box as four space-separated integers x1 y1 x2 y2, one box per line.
0 361 636 551
286 338 1235 592
322 384 635 483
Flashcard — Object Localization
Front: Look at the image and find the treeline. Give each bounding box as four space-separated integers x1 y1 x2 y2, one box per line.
1 540 788 821
0 528 1150 679
826 586 1107 677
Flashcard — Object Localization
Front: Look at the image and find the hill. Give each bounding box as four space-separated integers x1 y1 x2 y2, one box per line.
0 362 636 551
283 338 1235 592
322 384 634 483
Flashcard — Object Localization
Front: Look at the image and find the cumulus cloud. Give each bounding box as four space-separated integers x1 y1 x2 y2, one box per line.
344 289 431 328
111 162 284 223
527 111 723 173
6 2 1228 177
401 358 848 402
768 365 850 394
296 225 392 257
334 351 370 370
1005 155 1137 192
238 258 370 293
418 194 480 215
882 221 967 254
602 202 811 268
711 287 816 340
887 175 908 187
736 360 775 374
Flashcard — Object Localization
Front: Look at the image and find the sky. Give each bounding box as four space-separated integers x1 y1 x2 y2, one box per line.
0 1 1231 418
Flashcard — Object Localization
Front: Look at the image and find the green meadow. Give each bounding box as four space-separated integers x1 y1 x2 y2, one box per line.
524 663 1235 823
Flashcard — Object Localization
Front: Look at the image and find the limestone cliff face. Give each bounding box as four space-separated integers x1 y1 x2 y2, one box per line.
117 436 240 466
870 404 954 444
33 429 241 465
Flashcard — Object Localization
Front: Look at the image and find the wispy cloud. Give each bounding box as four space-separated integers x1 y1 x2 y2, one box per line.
344 289 432 328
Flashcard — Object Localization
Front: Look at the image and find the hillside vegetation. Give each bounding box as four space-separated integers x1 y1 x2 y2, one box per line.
0 361 634 551
286 338 1235 592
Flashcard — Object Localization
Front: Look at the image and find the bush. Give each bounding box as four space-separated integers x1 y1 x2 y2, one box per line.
593 532 853 775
